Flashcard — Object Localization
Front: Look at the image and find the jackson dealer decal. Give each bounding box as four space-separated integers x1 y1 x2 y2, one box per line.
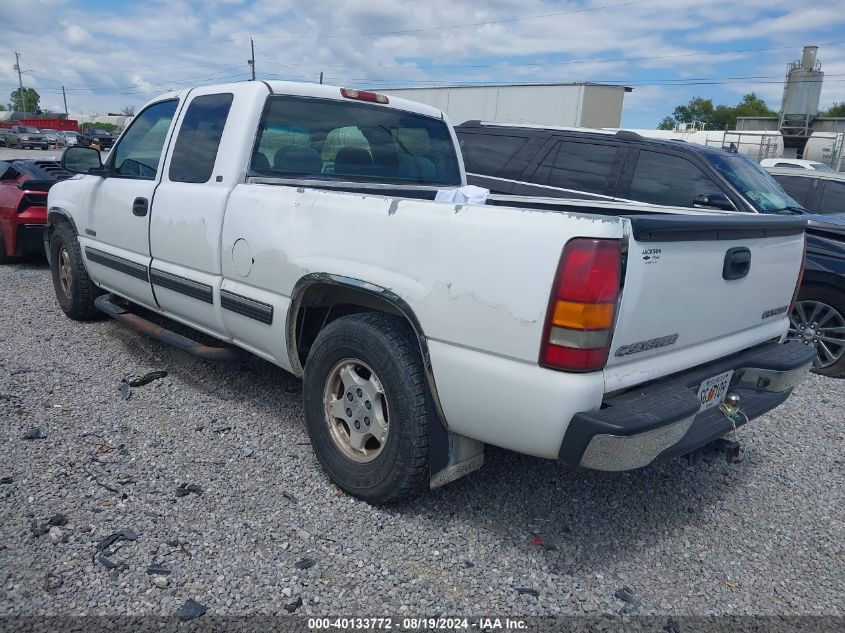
615 333 679 357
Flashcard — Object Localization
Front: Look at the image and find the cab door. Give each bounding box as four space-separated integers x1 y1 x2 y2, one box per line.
80 97 182 308
148 83 263 338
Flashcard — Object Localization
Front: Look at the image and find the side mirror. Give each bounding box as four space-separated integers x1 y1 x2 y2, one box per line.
693 193 735 211
62 146 104 176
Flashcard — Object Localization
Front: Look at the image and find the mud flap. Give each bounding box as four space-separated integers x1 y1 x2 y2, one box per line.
429 418 484 489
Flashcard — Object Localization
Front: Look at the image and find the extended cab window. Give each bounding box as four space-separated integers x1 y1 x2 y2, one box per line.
251 95 461 185
169 93 233 183
542 141 618 195
459 133 527 176
629 150 721 207
819 181 845 215
110 99 178 179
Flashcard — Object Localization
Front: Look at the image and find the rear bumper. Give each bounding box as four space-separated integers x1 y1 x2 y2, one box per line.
558 341 815 470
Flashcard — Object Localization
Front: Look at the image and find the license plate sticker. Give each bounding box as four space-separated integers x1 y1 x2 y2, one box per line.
697 370 734 412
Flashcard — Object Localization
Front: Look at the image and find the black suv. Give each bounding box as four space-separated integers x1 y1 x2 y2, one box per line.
457 122 845 376
456 121 805 215
79 128 116 150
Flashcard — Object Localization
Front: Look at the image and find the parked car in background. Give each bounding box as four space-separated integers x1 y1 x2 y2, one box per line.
760 158 834 172
8 126 49 150
56 131 83 147
0 159 71 262
766 167 845 216
47 81 813 502
40 129 61 148
790 221 845 376
0 129 18 147
455 122 806 215
78 128 115 150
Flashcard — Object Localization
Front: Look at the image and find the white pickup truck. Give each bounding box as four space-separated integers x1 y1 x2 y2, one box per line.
47 81 815 503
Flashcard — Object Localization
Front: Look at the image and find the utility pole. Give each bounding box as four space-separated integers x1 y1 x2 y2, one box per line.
248 38 255 81
319 71 323 85
62 86 68 115
14 51 27 113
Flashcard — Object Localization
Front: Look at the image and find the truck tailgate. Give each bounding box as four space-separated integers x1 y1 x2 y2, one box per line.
605 214 806 391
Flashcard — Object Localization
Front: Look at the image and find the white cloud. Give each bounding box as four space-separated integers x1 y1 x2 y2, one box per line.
0 0 842 126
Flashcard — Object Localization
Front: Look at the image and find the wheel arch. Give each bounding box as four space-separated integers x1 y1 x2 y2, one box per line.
287 272 448 428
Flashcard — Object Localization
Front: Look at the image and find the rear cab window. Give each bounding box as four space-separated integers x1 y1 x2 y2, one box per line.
251 95 461 186
169 93 234 183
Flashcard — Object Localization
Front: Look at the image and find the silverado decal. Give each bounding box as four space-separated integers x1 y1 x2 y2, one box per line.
614 333 679 357
762 305 789 319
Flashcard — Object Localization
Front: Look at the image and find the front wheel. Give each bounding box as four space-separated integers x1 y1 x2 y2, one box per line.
787 285 845 378
49 222 102 320
302 313 430 503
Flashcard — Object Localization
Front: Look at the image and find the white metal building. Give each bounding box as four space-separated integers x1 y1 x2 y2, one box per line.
377 83 631 128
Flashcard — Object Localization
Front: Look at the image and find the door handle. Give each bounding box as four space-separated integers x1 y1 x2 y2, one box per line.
132 197 148 217
723 247 751 280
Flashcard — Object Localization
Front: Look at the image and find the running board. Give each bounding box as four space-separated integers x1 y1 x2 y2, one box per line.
94 294 247 362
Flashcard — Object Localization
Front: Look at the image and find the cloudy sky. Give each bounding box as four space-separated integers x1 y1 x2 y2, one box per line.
2 0 844 127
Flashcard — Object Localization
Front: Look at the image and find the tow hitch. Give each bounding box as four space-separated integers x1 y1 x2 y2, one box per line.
683 436 745 466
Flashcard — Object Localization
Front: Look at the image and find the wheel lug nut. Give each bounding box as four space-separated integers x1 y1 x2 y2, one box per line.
354 420 361 430
346 408 352 417
365 401 371 410
356 388 363 398
364 417 370 426
346 393 353 401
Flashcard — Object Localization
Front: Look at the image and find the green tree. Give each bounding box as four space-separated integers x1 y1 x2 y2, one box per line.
82 122 120 133
661 93 776 130
822 102 845 117
0 103 6 111
9 88 40 112
672 97 714 127
657 116 676 130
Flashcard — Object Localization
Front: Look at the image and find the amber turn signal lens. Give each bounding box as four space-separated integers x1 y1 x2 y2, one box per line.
552 300 615 330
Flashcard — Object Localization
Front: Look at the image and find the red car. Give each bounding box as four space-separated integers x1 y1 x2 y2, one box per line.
0 160 71 262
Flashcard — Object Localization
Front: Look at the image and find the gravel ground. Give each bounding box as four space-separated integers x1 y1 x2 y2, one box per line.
0 259 843 620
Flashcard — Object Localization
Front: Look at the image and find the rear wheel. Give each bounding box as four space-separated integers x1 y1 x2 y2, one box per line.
302 313 430 503
787 285 845 378
49 222 101 320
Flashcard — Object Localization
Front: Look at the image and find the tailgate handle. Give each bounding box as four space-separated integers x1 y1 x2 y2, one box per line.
723 247 751 280
132 197 148 217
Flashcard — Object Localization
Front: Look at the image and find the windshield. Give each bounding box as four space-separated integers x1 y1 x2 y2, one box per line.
24 127 40 133
707 152 805 214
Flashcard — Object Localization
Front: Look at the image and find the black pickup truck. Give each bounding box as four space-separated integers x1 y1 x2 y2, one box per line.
78 128 116 150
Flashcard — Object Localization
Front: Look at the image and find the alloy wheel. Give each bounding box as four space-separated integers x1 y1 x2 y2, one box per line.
787 299 845 369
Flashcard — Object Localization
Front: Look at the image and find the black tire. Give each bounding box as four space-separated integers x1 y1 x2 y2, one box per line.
49 222 102 320
302 313 430 503
792 284 845 378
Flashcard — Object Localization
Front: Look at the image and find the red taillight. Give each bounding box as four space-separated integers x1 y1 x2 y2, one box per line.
540 238 622 372
789 235 807 312
340 88 389 104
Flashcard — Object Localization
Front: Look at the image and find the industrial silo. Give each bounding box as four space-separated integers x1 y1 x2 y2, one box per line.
779 46 824 138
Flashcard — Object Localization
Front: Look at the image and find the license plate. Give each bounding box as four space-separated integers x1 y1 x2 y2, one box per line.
696 370 734 412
